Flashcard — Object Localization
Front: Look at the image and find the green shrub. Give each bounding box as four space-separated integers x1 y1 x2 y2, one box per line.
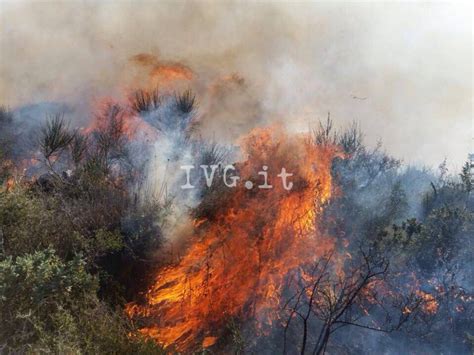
0 189 123 261
0 248 96 351
0 248 165 354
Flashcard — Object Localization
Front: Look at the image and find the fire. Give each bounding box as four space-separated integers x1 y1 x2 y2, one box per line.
126 126 339 351
416 290 439 315
86 96 162 143
130 53 194 90
149 65 193 84
5 176 15 191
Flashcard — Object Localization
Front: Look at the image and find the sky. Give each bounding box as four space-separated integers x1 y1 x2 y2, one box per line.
0 1 472 168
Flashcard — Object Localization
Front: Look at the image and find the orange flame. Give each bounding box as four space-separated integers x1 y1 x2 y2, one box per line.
130 53 194 91
126 126 340 350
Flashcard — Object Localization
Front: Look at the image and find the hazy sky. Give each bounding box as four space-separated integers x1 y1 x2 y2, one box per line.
0 1 472 168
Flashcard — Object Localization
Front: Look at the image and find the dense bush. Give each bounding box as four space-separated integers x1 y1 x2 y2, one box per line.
0 104 169 353
0 248 164 353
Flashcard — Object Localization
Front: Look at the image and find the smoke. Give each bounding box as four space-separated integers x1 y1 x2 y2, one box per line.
0 2 471 166
136 95 198 241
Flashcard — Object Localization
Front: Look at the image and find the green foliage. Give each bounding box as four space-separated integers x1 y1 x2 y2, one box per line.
0 189 74 258
0 248 96 351
0 189 124 261
375 172 473 273
0 248 165 354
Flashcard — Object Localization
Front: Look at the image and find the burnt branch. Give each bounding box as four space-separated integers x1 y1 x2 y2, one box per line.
281 248 429 355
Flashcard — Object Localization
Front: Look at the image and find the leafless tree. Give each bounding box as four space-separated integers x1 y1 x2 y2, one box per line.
281 249 428 355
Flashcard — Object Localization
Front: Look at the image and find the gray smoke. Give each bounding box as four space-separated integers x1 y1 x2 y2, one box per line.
0 2 471 168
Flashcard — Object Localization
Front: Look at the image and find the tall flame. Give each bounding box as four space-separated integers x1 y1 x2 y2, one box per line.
126 126 340 351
